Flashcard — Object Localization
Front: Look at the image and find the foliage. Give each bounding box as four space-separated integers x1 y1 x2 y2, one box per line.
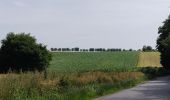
0 32 52 72
157 15 170 69
142 45 153 52
138 67 169 79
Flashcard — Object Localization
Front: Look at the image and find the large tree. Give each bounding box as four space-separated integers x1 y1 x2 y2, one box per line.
0 32 52 72
157 15 170 69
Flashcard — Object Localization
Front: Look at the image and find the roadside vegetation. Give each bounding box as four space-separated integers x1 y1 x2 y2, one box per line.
0 71 145 100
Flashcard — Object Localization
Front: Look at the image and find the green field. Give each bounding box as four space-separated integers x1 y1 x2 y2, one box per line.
49 52 139 72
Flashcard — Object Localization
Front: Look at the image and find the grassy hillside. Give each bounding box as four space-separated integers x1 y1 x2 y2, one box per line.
49 52 139 72
137 52 162 67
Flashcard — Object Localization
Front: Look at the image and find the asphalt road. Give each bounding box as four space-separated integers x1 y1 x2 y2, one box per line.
95 76 170 100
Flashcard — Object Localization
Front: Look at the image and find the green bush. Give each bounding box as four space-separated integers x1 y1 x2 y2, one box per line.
138 67 169 78
0 32 52 72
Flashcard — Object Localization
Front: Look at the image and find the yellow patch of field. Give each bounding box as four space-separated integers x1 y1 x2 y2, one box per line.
137 52 162 67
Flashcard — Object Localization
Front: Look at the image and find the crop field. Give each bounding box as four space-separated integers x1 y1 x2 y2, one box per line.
49 51 162 72
49 51 139 72
137 52 162 67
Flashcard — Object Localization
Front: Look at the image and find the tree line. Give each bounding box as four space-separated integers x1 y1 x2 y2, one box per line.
51 46 156 52
51 47 129 52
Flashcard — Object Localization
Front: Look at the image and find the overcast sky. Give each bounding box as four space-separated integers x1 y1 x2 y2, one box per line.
0 0 170 49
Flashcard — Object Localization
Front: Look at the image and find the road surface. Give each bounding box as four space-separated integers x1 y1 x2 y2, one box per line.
95 76 170 100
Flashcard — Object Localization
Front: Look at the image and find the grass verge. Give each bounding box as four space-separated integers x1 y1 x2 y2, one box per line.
0 67 169 100
0 71 145 100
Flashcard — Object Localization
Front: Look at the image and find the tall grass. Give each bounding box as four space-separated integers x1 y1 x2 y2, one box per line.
0 71 144 100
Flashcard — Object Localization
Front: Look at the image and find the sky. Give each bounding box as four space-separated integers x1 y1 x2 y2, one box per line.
0 0 170 50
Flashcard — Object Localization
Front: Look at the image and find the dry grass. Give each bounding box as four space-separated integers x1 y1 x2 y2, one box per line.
71 71 144 85
137 52 162 67
0 71 145 100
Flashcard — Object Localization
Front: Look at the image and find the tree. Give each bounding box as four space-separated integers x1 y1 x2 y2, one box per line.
129 49 133 51
89 48 94 52
0 32 52 72
142 45 153 52
51 48 54 51
157 15 170 69
74 47 79 51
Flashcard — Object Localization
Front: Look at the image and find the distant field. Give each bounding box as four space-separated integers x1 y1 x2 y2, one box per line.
49 52 139 72
49 52 162 72
137 52 162 67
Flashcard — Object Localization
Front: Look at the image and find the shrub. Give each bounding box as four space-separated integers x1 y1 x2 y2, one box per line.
138 67 169 78
0 32 52 72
